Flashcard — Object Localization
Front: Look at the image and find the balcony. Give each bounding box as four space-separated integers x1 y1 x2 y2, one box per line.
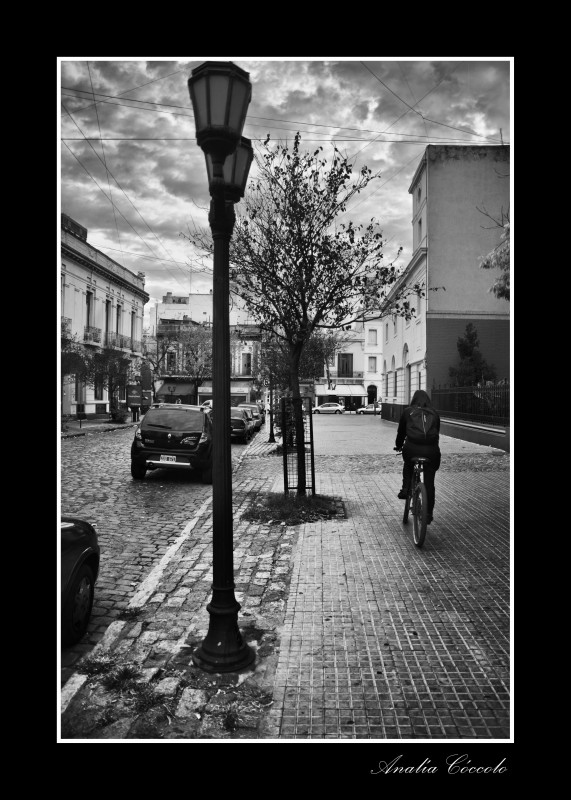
105 332 132 350
84 325 102 344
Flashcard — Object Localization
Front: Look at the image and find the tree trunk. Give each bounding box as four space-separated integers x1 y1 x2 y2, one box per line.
289 343 306 496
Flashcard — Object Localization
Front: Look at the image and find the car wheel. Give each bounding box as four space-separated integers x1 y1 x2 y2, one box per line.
315 410 320 414
335 410 341 414
201 465 213 484
131 462 147 480
62 563 95 646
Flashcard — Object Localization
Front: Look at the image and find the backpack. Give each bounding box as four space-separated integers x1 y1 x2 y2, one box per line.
405 406 438 442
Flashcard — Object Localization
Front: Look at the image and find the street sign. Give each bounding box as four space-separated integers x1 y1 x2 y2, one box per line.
126 385 142 406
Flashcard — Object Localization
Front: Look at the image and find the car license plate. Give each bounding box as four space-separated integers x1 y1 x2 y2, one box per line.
160 455 176 463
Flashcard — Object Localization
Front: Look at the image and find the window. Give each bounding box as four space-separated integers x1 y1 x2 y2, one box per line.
86 291 93 327
418 218 422 244
368 328 377 346
385 323 389 343
391 356 396 397
105 300 111 333
94 379 104 401
417 186 421 207
167 351 176 371
118 385 126 401
131 311 136 342
242 353 252 375
368 356 377 372
393 317 397 337
116 304 122 334
338 353 353 377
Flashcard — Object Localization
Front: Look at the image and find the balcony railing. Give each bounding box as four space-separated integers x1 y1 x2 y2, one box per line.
105 332 132 349
84 325 102 344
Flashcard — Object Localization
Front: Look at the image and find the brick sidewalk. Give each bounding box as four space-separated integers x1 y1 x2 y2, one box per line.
60 431 510 740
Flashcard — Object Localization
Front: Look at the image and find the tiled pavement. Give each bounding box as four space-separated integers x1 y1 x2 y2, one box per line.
60 422 510 740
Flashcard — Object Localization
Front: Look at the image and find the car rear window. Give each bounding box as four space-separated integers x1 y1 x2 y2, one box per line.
230 409 246 418
142 408 205 430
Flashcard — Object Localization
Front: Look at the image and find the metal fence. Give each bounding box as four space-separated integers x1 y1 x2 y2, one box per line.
280 397 315 495
432 382 510 427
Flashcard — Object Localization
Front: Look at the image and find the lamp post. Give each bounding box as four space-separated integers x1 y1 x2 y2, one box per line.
188 61 255 672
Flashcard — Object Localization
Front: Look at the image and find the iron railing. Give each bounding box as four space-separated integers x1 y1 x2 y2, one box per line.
432 382 510 427
280 397 315 495
84 325 102 343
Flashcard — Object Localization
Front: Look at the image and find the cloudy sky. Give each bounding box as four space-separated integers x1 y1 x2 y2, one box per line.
59 58 511 327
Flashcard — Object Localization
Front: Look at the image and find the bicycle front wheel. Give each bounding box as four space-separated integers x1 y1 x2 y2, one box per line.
403 488 411 523
413 483 428 547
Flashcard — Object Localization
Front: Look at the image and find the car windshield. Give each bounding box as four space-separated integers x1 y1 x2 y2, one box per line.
142 408 204 430
230 409 246 418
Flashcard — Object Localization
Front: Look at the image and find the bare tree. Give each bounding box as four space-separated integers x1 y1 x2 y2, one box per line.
185 133 423 493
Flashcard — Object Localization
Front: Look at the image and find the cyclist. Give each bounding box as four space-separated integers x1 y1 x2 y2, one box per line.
395 389 441 525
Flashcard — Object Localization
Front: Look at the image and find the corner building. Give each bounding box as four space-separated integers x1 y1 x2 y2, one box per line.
381 145 510 421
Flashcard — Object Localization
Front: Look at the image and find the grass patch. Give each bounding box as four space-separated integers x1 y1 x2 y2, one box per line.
78 652 117 676
240 492 345 526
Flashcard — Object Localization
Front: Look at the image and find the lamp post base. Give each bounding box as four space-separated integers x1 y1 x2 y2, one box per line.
192 600 255 673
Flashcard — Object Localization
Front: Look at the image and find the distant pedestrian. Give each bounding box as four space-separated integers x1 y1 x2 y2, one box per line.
394 389 441 525
176 398 182 404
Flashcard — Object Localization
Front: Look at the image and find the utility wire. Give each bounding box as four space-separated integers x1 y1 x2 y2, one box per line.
61 102 189 284
61 140 192 294
61 86 505 144
87 61 122 257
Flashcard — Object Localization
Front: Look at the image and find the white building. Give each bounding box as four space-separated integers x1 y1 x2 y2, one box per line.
60 213 149 417
314 320 384 410
379 144 510 434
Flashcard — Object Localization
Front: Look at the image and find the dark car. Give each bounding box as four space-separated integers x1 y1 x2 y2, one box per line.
230 407 253 442
130 403 213 483
238 402 263 430
61 516 100 646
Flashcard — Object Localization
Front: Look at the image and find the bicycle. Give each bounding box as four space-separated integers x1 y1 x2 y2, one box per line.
394 448 430 548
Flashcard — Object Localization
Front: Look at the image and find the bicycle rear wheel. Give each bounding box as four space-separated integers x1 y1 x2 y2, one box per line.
413 483 428 547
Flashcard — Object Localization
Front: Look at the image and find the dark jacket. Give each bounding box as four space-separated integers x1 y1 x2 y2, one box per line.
395 405 440 450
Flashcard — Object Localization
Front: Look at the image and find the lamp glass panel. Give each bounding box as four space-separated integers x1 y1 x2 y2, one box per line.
192 76 208 131
234 147 249 189
209 75 230 126
222 151 237 185
227 81 249 133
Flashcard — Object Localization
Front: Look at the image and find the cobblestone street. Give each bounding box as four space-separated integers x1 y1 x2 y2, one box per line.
60 416 510 740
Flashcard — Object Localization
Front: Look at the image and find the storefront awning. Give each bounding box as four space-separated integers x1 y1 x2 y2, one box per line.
157 383 194 396
315 384 368 397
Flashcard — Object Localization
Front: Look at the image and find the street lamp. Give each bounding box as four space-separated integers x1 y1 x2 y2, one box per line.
188 61 255 672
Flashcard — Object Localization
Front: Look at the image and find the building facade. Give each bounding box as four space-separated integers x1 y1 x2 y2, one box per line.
60 213 149 417
314 320 384 410
148 292 263 405
380 145 510 421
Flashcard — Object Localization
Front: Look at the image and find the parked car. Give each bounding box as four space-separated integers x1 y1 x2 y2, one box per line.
61 516 100 646
130 403 213 483
239 405 257 433
230 407 254 442
238 402 263 430
313 402 345 414
356 402 382 415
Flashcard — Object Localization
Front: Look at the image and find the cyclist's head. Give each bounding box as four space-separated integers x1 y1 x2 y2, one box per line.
410 390 433 408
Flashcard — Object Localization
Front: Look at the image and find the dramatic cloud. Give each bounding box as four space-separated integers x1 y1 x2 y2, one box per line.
59 58 511 326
